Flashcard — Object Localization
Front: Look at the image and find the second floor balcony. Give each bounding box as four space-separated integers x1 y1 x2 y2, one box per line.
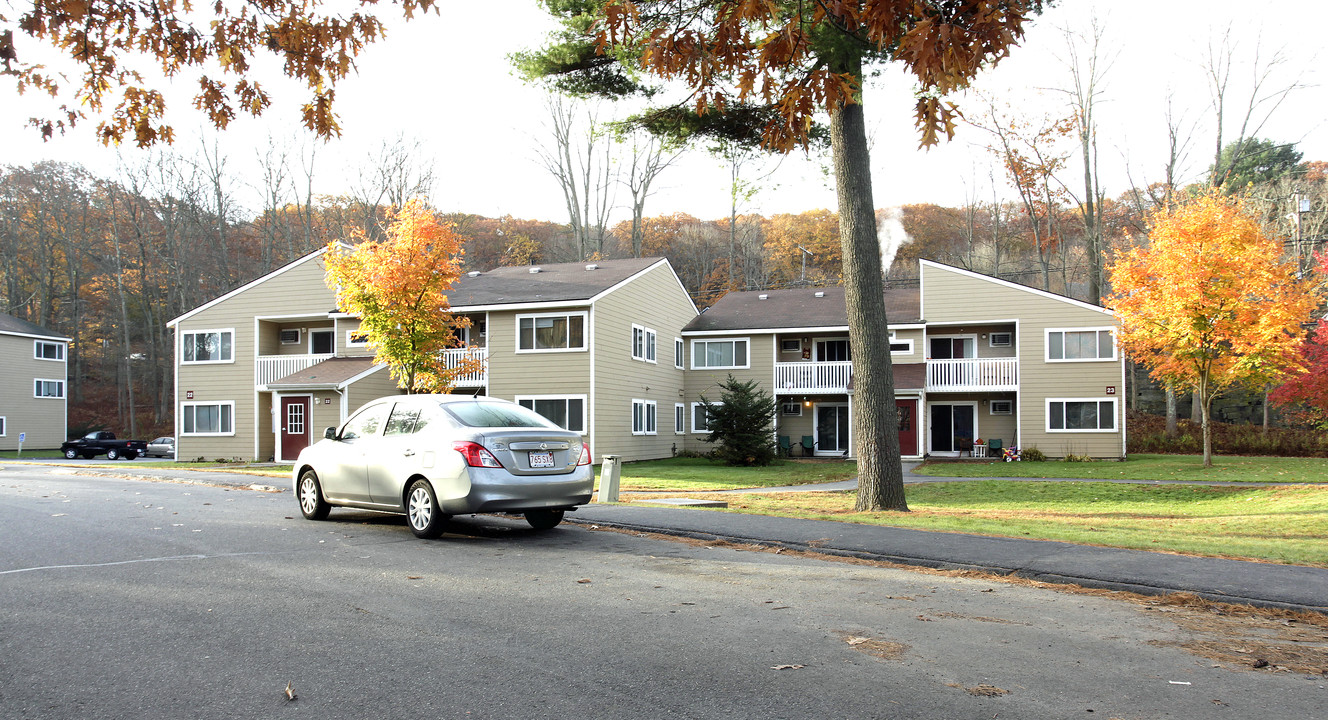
774 356 1019 394
927 357 1018 392
256 347 488 388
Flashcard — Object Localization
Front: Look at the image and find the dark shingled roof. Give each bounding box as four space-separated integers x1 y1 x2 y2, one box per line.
449 257 666 308
0 313 67 340
268 357 381 388
684 286 921 333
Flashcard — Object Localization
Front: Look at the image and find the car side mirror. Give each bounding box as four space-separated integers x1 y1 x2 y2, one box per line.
324 427 337 440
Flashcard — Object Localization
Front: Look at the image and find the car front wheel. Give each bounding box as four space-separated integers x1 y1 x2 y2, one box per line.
297 470 330 520
525 509 565 531
406 479 447 539
107 449 120 460
64 449 78 459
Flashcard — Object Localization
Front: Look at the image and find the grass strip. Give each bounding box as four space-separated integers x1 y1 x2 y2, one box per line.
655 481 1328 566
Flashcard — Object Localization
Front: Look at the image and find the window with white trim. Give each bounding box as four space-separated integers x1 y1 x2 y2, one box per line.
632 324 657 362
691 338 749 369
517 396 586 434
1046 328 1115 361
691 401 722 433
182 329 234 363
781 401 802 416
346 330 370 348
0 417 6 436
1047 398 1117 432
989 332 1012 347
674 338 684 369
181 401 235 435
674 403 685 434
34 379 64 398
517 312 586 352
35 340 65 361
632 399 657 435
888 331 913 354
989 400 1013 415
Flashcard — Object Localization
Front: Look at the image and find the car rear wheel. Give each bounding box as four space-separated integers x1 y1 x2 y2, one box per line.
297 470 330 520
525 509 565 531
107 449 121 460
64 449 78 459
406 479 448 539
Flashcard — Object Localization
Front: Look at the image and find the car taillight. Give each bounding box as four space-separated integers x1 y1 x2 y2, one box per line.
451 441 504 468
576 442 592 466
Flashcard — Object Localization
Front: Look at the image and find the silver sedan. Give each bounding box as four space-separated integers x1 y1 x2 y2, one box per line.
292 395 594 537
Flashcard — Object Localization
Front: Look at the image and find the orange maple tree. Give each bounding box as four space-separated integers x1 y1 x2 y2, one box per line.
1108 191 1320 466
323 198 479 394
4 1 438 145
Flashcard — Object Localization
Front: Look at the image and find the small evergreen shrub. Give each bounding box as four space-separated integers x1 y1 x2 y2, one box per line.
700 375 778 466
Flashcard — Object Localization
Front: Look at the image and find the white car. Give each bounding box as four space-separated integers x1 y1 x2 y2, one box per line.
292 395 594 537
144 437 175 458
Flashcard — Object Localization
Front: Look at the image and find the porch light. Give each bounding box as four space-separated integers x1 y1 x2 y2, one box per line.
804 400 811 408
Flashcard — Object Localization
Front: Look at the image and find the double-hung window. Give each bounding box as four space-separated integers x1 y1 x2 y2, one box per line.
1046 328 1115 361
34 379 64 398
691 401 722 433
632 324 657 363
35 340 65 361
674 338 684 369
517 312 586 352
182 401 235 435
182 329 234 364
517 396 587 434
691 338 749 369
674 403 685 434
632 399 657 435
1047 398 1117 432
0 417 6 436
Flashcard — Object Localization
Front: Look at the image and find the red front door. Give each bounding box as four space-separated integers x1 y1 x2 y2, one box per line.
896 399 918 456
280 396 312 461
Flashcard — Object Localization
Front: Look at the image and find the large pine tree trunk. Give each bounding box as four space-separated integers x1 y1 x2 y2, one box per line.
830 82 906 512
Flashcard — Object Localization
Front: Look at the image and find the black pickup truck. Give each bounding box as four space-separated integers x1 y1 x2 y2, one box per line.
61 431 149 460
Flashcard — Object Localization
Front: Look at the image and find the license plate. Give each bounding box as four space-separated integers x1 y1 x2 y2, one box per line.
529 451 555 468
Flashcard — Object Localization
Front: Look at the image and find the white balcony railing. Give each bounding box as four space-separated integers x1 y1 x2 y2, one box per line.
443 347 488 386
256 348 488 388
774 361 853 394
927 357 1018 391
256 353 334 386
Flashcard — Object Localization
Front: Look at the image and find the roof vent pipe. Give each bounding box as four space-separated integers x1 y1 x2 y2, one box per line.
467 271 481 278
586 263 599 271
529 267 542 274
814 291 825 298
758 294 768 300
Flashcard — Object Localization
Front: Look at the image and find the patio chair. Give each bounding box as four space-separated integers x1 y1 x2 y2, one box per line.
800 436 815 456
778 436 793 457
987 438 1002 453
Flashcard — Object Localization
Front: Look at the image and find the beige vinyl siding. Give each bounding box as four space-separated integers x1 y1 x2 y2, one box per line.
344 367 401 412
0 334 67 449
487 308 592 405
889 328 923 361
587 263 697 462
922 262 1123 458
176 255 339 461
683 334 775 454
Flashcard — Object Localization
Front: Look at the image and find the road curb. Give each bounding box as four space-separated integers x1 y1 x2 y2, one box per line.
568 516 1328 615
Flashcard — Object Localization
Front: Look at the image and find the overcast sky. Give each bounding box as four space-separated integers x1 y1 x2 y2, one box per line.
2 0 1325 224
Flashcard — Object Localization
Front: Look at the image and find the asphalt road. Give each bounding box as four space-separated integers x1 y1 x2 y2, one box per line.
1 465 1324 719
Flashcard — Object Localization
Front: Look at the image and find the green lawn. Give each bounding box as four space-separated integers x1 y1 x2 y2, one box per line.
913 453 1328 483
607 457 858 491
608 456 1327 566
662 481 1328 566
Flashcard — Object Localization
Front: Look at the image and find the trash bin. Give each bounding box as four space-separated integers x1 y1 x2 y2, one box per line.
598 454 621 503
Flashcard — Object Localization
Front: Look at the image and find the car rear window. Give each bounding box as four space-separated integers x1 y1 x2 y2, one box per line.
442 401 557 429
